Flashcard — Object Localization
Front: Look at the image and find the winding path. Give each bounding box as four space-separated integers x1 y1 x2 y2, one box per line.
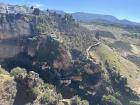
86 42 101 62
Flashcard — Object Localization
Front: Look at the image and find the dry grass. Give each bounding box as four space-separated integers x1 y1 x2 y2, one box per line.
90 43 140 93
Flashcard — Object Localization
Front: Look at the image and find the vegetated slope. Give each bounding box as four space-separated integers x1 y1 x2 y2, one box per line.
0 68 16 105
127 55 140 67
0 7 104 105
0 67 89 105
81 22 140 66
80 22 140 45
89 43 140 94
0 4 139 105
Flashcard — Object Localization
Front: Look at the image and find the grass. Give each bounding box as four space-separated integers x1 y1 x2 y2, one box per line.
90 43 140 91
127 55 140 67
109 41 132 51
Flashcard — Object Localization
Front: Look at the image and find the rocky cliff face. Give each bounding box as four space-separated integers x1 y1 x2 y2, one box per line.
0 8 97 60
0 13 32 59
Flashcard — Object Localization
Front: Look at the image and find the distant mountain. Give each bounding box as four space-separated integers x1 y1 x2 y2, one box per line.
72 12 118 22
71 12 140 26
49 9 65 15
50 11 140 26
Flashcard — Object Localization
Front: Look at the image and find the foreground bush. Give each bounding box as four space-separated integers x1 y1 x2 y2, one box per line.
102 95 122 105
129 101 140 105
10 67 27 76
0 67 8 74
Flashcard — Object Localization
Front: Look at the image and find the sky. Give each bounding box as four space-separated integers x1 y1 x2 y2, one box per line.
0 0 140 22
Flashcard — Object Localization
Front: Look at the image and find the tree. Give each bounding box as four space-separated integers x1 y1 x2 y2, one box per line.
30 6 34 9
32 8 40 15
95 31 100 40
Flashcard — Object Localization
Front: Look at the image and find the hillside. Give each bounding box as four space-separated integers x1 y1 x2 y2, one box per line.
0 3 139 105
89 44 140 93
0 67 89 105
72 12 140 26
81 21 140 66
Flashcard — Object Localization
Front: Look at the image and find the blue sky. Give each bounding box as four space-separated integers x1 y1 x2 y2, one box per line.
0 0 140 22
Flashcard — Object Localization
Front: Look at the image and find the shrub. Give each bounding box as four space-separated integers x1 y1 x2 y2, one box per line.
58 102 65 105
81 100 89 105
10 67 27 77
102 95 122 105
71 96 89 105
129 101 140 105
114 92 122 100
36 23 47 33
32 8 40 15
31 87 40 97
43 92 56 104
0 67 8 74
71 96 81 104
44 83 55 90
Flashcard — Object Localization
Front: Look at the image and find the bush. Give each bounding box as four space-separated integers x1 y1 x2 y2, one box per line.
114 92 122 100
71 96 81 104
44 83 55 90
10 67 27 77
81 100 89 105
43 92 56 104
71 96 89 105
32 8 40 15
31 87 40 97
58 102 65 105
0 67 8 74
102 95 122 105
129 101 140 105
36 23 47 33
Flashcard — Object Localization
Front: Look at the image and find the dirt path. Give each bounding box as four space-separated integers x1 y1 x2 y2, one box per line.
86 42 101 62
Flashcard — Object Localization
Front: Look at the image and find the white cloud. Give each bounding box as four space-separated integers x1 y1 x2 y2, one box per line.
26 1 43 8
35 3 42 8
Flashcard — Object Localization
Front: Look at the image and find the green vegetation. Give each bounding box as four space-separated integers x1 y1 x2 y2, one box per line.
127 55 140 67
10 67 27 77
129 101 140 105
36 23 48 33
31 87 40 97
0 67 8 75
44 83 55 90
0 5 139 105
97 30 116 39
32 8 41 15
43 91 58 104
71 96 89 105
110 41 132 51
102 95 122 105
90 44 140 89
